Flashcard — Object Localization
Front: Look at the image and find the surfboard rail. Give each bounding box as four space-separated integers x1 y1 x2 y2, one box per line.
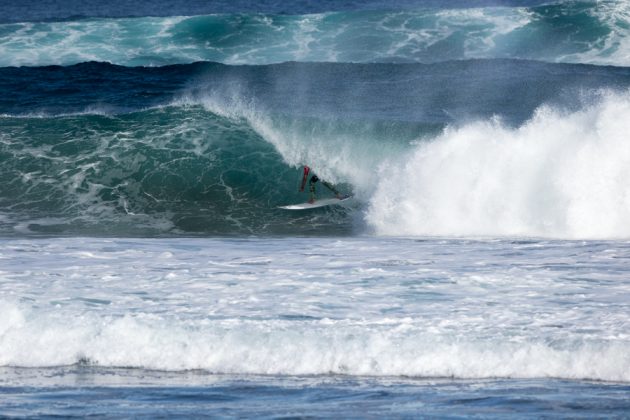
279 195 352 210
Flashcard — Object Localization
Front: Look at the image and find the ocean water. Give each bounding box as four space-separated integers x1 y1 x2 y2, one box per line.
1 0 630 417
1 237 629 417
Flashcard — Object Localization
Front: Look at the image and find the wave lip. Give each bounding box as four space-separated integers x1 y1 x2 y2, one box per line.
1 3 629 67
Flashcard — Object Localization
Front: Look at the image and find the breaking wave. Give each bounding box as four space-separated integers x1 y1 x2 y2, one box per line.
3 60 630 238
1 300 628 381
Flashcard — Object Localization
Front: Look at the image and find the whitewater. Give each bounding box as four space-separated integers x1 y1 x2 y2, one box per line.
2 237 629 381
1 236 629 416
1 0 630 417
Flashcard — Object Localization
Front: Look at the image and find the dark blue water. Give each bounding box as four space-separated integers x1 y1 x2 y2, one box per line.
1 368 629 418
4 60 630 121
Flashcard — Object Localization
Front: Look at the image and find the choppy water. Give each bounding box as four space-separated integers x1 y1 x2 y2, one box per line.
2 0 630 417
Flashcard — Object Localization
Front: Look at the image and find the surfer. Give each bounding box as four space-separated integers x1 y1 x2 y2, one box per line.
300 166 342 203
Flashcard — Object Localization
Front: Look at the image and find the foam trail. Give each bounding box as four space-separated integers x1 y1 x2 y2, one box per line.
368 91 630 239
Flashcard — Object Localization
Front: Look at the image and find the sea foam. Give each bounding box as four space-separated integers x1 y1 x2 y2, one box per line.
0 237 629 382
367 91 630 239
1 300 628 381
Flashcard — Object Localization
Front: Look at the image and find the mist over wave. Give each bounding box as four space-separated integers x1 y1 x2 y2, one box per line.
1 1 629 67
4 60 630 122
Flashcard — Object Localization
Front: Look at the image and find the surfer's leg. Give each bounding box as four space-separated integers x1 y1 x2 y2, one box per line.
309 179 317 203
322 181 341 198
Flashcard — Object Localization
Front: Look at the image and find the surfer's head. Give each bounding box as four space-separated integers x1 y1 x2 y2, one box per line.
310 175 319 183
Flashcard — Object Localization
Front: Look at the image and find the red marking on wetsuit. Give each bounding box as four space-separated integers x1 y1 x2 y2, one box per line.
299 166 310 192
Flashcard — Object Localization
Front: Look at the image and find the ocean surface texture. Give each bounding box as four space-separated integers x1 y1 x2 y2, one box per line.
1 0 629 417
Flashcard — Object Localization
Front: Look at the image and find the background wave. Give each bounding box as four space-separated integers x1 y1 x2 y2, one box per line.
1 1 629 67
0 0 556 23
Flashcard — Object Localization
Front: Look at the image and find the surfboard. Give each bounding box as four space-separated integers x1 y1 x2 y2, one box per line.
279 195 352 210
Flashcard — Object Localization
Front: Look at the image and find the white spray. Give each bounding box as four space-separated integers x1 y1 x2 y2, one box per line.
368 91 630 238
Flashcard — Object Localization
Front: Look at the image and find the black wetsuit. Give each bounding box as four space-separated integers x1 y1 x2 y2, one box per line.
309 175 340 202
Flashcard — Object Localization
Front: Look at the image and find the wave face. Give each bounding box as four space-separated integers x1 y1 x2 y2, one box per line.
1 1 629 67
3 60 630 237
0 108 304 236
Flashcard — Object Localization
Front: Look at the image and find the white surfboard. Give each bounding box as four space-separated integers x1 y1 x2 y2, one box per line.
279 195 352 210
